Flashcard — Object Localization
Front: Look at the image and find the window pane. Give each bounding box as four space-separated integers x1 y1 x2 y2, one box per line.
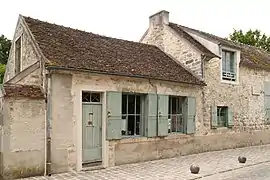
226 52 231 71
121 118 126 136
127 115 135 135
217 106 228 127
171 114 179 132
169 97 172 115
91 93 101 102
135 95 141 114
128 95 135 114
172 97 177 114
122 94 127 114
82 92 90 102
135 115 140 135
230 52 235 73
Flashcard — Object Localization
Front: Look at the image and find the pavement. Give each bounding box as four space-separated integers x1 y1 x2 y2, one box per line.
19 144 270 180
202 162 270 180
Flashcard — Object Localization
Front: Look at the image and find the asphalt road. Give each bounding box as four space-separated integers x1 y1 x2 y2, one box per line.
202 162 270 180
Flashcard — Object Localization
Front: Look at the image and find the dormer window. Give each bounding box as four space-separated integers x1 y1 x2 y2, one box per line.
15 36 22 75
222 50 236 81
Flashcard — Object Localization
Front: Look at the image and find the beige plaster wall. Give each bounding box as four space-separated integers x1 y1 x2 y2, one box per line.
1 98 45 179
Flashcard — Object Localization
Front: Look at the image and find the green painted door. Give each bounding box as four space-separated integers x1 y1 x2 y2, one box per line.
82 104 102 163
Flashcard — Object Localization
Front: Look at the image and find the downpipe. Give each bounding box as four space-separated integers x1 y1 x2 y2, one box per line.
45 71 52 176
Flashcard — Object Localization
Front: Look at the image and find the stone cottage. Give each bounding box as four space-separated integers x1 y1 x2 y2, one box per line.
141 10 270 144
0 15 204 179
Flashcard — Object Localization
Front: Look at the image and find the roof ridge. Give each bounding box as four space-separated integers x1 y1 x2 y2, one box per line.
170 22 270 55
22 15 158 49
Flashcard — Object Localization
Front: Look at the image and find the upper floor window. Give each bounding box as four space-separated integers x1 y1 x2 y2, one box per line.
15 36 22 75
222 50 236 81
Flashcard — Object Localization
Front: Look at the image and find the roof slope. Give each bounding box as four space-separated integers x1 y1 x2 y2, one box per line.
2 84 45 99
169 23 270 70
23 16 203 85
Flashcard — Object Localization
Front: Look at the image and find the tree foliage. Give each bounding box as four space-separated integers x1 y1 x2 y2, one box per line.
0 64 6 84
229 29 270 52
0 34 11 84
0 35 11 64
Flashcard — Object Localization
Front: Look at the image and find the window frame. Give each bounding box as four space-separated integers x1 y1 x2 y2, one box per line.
168 96 185 134
15 35 23 75
121 93 145 137
216 106 228 127
220 47 240 85
222 50 236 81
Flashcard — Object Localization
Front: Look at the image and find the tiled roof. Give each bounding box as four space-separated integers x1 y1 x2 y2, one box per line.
2 84 45 99
169 23 217 59
23 16 204 85
169 23 270 70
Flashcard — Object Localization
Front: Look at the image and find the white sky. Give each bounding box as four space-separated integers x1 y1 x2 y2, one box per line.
1 0 270 42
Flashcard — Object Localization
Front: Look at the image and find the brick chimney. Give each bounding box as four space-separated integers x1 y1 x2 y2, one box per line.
149 10 169 28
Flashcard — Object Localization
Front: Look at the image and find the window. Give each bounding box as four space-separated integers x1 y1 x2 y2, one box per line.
217 106 228 127
82 92 101 103
15 36 22 74
168 96 185 133
121 94 144 136
222 50 236 81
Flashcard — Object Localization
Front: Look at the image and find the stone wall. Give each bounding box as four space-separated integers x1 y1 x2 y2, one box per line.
203 57 270 134
112 130 270 166
4 16 42 84
141 25 203 78
1 98 45 179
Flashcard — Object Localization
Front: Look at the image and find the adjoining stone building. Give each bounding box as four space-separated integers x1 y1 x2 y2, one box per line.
1 10 270 179
140 10 270 138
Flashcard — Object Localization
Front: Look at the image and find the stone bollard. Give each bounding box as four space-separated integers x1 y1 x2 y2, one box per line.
238 156 247 163
190 164 200 174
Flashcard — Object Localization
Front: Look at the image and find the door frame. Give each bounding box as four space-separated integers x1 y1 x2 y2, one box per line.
76 89 108 171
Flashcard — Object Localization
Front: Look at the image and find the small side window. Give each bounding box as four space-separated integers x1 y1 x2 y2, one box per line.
217 106 228 127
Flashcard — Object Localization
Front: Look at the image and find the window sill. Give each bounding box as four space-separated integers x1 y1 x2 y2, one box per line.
121 135 143 139
220 79 239 85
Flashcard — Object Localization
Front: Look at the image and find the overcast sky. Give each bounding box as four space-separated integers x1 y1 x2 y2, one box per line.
1 0 269 42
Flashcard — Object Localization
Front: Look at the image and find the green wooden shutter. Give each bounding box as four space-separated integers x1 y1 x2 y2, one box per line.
157 94 169 136
186 97 196 134
264 82 270 123
211 106 218 128
106 91 122 140
146 94 157 137
227 107 234 127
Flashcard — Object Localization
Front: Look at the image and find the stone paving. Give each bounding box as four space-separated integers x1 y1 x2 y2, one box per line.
19 145 270 180
202 162 270 180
